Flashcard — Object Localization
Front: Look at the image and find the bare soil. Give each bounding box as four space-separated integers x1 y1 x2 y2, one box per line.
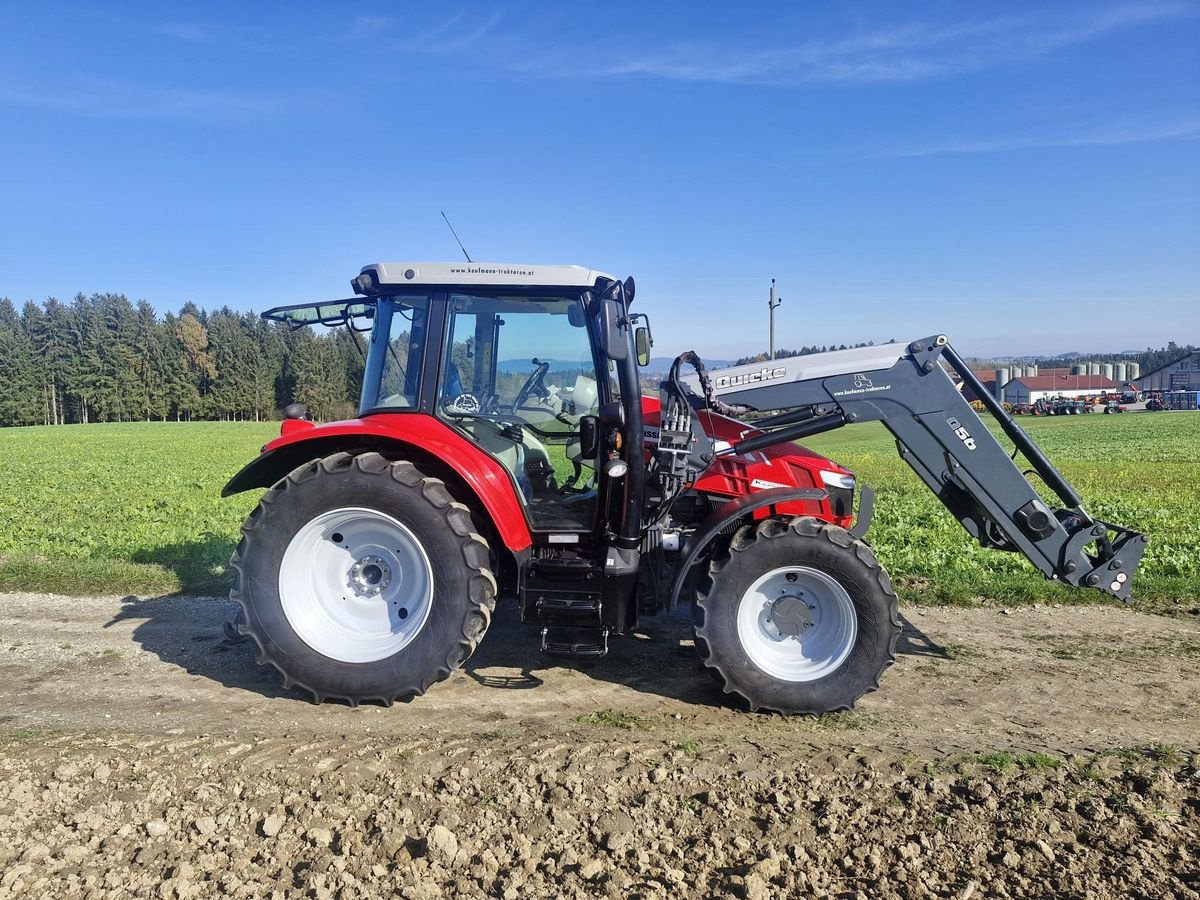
1 592 1198 898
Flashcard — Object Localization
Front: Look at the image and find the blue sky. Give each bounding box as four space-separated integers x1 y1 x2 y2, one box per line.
1 2 1197 358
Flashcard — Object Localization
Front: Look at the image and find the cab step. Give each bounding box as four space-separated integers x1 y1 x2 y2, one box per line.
541 626 609 658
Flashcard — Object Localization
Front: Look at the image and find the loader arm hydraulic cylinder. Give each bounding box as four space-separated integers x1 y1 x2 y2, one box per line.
938 343 1083 511
690 336 1147 601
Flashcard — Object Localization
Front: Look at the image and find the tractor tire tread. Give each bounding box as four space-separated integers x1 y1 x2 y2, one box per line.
229 451 496 707
693 515 901 715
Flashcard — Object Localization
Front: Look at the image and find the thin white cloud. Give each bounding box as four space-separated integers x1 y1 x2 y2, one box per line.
886 117 1200 157
509 3 1195 85
342 16 392 42
0 77 273 121
405 11 503 53
407 11 467 45
153 23 207 43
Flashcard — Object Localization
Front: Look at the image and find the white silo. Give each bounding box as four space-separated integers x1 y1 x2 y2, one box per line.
1088 362 1102 376
1114 363 1127 383
1027 364 1038 377
1128 362 1140 380
1071 364 1086 376
1102 363 1114 380
995 368 1010 402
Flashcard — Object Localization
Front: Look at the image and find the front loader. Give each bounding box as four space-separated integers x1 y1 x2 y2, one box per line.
223 262 1146 714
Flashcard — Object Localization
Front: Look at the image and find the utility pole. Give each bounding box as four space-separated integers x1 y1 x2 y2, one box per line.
768 278 782 360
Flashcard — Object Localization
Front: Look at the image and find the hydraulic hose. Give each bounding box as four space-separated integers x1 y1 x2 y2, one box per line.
670 351 749 418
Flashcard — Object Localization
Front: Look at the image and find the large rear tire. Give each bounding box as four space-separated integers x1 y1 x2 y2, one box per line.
693 517 900 715
230 452 496 705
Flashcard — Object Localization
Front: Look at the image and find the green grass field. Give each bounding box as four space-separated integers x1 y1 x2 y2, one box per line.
1 413 1197 609
804 412 1200 610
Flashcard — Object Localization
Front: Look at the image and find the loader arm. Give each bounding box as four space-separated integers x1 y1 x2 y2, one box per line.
681 335 1147 601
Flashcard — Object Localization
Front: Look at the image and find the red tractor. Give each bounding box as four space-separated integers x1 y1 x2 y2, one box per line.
224 263 1146 713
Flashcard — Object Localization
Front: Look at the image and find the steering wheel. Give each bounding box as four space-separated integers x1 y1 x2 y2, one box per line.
512 358 551 410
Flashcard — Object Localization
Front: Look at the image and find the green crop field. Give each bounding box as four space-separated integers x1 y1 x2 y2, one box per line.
803 412 1200 610
1 414 1197 610
0 422 278 596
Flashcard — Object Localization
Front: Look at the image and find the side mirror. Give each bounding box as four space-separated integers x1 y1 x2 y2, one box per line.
635 326 652 367
578 415 600 460
600 297 628 361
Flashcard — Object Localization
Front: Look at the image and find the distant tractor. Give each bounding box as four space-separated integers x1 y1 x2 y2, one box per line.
222 262 1148 714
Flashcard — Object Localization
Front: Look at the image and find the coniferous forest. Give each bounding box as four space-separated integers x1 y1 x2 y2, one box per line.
0 294 364 427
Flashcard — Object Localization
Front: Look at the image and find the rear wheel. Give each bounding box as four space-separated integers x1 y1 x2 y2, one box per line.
693 517 900 715
230 452 496 705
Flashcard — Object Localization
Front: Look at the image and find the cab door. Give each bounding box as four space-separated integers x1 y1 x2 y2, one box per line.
436 292 606 533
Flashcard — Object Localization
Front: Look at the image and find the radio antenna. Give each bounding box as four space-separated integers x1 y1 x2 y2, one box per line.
440 211 472 262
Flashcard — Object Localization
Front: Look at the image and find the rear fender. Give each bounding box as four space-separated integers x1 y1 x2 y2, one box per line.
222 416 533 553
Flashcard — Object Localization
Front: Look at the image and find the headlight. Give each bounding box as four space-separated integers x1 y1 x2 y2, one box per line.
818 470 856 490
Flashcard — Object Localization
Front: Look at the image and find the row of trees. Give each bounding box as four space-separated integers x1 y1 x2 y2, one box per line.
4 293 1192 429
0 294 365 427
734 340 897 366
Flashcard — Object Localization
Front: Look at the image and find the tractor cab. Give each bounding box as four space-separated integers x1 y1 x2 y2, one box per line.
346 263 644 537
261 265 645 534
244 263 649 646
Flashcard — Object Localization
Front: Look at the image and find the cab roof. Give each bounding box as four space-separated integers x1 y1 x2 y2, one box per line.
354 261 615 295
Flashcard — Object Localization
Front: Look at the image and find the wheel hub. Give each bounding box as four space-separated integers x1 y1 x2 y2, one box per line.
279 507 434 664
349 555 391 597
768 594 813 638
736 565 858 683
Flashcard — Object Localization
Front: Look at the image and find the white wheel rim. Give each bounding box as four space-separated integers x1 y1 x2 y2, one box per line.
279 507 433 663
736 565 857 682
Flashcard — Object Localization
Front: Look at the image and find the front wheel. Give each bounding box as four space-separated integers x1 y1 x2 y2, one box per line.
693 517 901 715
230 452 496 705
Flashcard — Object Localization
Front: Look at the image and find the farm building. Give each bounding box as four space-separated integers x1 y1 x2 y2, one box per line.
1135 352 1200 393
1001 374 1118 406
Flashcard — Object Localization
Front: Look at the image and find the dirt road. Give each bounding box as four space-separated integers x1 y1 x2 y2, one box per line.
2 592 1198 898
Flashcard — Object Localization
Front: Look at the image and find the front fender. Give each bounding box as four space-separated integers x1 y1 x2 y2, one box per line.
222 415 533 553
666 487 827 610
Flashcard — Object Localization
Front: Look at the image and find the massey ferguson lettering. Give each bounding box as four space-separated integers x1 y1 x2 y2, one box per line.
714 366 787 390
